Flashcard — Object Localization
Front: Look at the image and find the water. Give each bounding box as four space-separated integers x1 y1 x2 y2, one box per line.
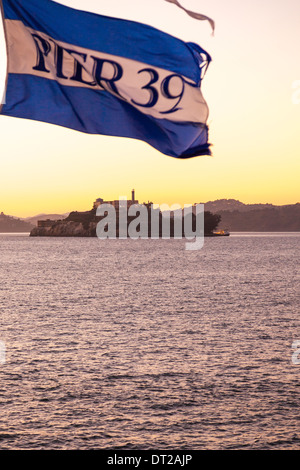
0 233 299 450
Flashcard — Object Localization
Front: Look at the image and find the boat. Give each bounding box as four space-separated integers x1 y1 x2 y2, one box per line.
212 229 230 237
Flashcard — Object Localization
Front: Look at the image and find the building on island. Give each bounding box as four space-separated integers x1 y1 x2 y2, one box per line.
37 219 58 228
93 189 139 211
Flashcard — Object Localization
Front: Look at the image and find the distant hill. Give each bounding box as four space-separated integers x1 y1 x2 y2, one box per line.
0 212 69 232
213 204 300 232
24 213 69 226
205 199 282 213
0 212 34 233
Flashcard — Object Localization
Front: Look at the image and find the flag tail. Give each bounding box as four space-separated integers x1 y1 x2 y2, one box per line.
164 0 215 34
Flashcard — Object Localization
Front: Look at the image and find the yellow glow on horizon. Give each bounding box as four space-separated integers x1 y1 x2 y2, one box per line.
0 0 299 217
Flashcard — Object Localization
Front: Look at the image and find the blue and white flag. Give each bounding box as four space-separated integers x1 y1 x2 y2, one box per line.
0 0 212 158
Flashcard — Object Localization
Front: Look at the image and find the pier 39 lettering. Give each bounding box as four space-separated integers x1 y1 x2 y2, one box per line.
6 19 207 123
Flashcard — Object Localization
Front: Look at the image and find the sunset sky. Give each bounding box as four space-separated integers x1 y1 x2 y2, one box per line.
0 0 299 217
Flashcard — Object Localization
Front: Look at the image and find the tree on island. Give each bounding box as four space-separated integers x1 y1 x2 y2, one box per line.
203 211 222 235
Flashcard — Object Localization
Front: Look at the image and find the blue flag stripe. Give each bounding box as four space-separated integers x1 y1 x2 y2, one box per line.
2 0 210 84
1 74 210 158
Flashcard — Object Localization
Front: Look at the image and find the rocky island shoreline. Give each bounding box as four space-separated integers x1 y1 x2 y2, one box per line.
30 208 222 238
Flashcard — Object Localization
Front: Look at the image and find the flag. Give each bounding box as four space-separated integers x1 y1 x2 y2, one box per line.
0 0 212 158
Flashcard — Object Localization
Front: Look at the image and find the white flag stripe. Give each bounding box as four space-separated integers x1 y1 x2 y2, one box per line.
5 19 209 124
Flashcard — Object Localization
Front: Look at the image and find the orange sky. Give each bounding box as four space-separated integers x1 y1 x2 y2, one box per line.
0 0 299 217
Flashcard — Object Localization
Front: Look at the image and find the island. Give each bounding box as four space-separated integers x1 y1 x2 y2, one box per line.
30 191 221 238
